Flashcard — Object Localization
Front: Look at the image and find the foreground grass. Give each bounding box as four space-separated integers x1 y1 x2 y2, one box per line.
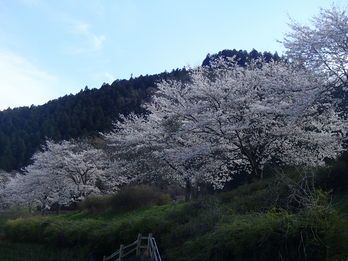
0 241 87 261
4 203 189 257
0 207 36 236
333 189 348 215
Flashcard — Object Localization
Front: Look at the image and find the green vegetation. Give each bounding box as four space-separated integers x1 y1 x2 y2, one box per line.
2 158 347 261
0 206 38 237
333 190 348 215
167 209 348 261
0 241 86 261
79 185 172 213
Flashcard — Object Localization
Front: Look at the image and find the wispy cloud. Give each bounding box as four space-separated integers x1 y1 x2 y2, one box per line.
0 50 59 109
68 19 106 53
15 1 106 54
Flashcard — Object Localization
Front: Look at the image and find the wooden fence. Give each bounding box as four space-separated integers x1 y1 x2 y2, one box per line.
103 233 162 261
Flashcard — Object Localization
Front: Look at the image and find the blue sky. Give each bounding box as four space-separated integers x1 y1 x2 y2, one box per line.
0 0 345 109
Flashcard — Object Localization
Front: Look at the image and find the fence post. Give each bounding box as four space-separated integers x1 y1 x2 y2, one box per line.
148 233 153 259
118 244 124 261
136 233 142 256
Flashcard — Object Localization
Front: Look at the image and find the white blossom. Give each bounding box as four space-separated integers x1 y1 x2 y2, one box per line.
1 139 129 209
283 6 348 89
106 59 346 196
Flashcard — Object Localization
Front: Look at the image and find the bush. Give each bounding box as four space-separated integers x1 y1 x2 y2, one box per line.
0 206 38 233
110 185 171 211
316 151 348 192
217 179 274 213
167 209 348 261
78 186 172 214
4 203 181 255
79 195 112 213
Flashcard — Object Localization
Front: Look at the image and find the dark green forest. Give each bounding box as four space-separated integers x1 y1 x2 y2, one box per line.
0 49 281 171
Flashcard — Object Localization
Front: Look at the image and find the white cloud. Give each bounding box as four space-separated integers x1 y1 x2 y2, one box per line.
69 19 106 53
0 50 59 110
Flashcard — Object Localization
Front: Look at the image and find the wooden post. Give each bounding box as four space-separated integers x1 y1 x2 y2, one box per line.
136 233 142 256
147 233 153 258
119 244 124 261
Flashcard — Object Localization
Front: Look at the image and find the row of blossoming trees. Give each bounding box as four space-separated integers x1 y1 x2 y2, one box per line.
0 6 347 209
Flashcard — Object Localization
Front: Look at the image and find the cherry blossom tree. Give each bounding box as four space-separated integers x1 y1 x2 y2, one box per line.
105 114 178 190
283 6 348 89
106 59 346 196
155 59 346 177
106 112 234 200
0 170 14 209
0 170 10 190
28 139 126 202
0 170 71 211
0 139 130 210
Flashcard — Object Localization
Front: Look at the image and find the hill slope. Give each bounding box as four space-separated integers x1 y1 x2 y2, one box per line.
2 158 348 261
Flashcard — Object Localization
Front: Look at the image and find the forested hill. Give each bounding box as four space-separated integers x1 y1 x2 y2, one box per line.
0 70 189 171
0 49 280 171
202 49 280 66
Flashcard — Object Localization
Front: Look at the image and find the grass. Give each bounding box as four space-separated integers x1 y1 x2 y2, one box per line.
332 189 348 215
1 164 348 261
65 202 185 221
0 241 87 261
0 206 38 236
4 202 189 255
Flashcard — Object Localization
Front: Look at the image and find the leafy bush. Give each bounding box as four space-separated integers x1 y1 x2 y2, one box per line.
162 197 223 248
316 151 348 192
0 206 38 233
4 204 182 254
78 185 172 214
79 195 112 213
167 209 348 261
217 179 275 213
110 185 171 211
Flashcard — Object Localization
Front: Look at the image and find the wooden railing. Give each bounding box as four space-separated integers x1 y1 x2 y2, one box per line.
103 233 162 261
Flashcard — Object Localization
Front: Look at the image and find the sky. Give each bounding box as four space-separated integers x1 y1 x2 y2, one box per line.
0 0 346 110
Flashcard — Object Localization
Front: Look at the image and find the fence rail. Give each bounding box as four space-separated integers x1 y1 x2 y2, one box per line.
103 233 162 261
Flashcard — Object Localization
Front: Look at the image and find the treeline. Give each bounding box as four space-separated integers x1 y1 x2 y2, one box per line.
0 49 280 171
0 70 189 171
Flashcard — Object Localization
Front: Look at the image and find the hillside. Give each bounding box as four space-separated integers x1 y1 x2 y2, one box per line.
0 69 188 171
1 156 347 261
0 49 280 171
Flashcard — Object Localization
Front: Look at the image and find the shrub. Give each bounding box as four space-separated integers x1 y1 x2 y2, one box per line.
166 209 348 261
158 193 172 205
110 185 171 211
316 151 348 192
0 206 38 233
78 186 172 214
79 195 112 213
217 180 275 213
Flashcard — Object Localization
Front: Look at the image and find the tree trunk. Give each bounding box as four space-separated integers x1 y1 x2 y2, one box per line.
185 179 192 201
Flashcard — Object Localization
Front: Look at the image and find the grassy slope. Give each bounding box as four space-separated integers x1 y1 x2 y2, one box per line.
0 241 86 261
2 178 348 261
333 189 348 215
1 164 348 261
